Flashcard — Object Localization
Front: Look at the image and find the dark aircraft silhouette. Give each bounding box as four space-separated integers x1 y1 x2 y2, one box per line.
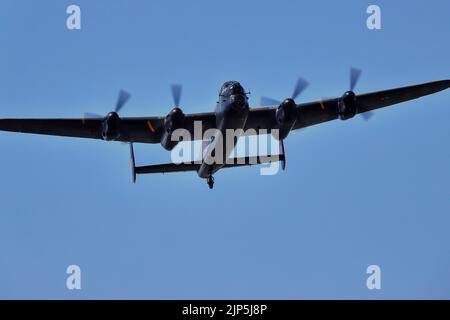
0 69 449 189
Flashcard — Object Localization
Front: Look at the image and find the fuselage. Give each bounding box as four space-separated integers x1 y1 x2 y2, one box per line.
197 81 249 179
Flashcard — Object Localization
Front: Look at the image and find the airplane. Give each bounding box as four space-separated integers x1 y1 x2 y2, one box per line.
0 68 449 189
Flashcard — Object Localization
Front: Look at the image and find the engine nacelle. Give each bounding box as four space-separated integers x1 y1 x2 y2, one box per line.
102 112 121 141
161 107 185 150
338 91 357 120
275 98 297 140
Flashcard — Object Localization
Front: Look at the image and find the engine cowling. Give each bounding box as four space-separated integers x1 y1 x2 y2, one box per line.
275 98 297 140
102 112 121 141
161 107 185 150
338 91 357 120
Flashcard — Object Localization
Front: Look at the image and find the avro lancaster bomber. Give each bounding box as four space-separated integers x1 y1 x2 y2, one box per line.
0 69 449 189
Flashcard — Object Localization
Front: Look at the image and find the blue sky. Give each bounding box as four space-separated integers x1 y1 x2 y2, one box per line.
0 0 449 299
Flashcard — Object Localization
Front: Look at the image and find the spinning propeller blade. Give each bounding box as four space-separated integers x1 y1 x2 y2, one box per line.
171 84 183 107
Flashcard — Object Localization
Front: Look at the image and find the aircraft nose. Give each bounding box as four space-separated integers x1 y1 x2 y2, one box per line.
231 94 246 108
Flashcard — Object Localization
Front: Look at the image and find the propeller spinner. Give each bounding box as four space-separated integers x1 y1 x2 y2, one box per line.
260 77 309 141
161 84 186 150
83 89 131 141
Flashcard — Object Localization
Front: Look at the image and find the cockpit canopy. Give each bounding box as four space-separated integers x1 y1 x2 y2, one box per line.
219 81 245 96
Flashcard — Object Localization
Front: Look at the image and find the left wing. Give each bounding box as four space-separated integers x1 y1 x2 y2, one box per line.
0 117 161 143
0 113 217 143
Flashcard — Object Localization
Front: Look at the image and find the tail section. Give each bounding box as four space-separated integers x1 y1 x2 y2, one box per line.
130 143 136 183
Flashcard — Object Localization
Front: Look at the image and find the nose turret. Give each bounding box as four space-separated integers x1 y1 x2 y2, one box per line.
219 81 246 97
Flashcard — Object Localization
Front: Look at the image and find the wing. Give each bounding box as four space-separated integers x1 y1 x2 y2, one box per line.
244 80 450 132
0 112 217 144
294 79 450 130
0 117 161 143
1 80 448 142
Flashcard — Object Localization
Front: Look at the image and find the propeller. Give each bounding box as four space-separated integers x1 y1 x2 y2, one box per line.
348 67 374 121
350 67 362 92
292 78 309 100
260 96 282 106
115 89 131 113
83 112 103 119
260 77 309 106
83 89 131 119
360 111 374 121
171 84 182 107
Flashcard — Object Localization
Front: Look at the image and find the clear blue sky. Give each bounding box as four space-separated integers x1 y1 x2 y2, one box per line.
0 0 449 299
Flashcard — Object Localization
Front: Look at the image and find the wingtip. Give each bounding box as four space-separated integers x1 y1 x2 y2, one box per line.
425 79 450 93
440 79 450 90
438 79 450 86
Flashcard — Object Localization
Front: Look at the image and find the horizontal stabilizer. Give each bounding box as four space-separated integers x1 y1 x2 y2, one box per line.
135 162 201 174
133 154 285 176
223 154 285 169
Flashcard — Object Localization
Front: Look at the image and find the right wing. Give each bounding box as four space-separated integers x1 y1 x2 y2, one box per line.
243 80 450 132
293 79 450 130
